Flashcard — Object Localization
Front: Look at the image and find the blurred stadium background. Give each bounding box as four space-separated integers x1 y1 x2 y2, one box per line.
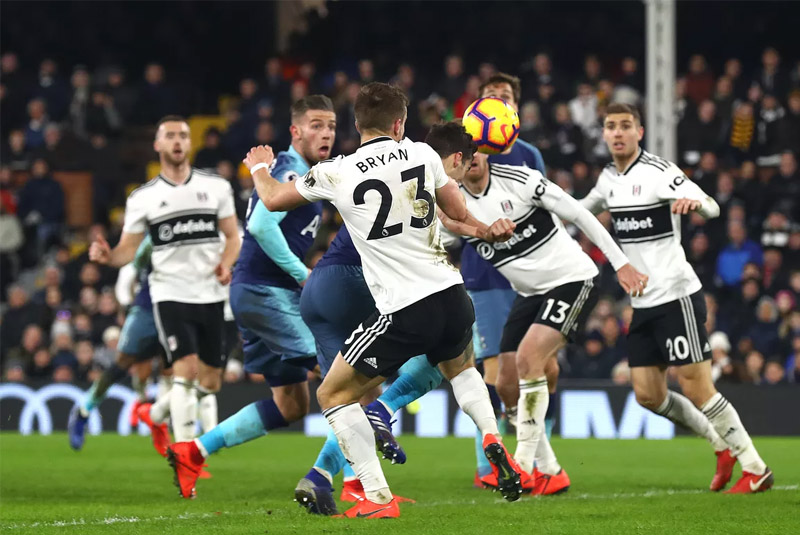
1 1 799 439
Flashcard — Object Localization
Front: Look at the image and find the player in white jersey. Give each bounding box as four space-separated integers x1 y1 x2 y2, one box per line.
581 103 772 494
90 116 241 456
431 122 647 494
243 83 522 518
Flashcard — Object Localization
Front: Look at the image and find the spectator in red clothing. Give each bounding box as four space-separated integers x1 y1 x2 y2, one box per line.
685 54 715 105
453 75 480 119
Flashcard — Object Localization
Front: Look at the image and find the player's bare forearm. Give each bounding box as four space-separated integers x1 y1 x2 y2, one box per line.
244 145 309 212
218 215 241 269
97 232 144 268
438 211 488 239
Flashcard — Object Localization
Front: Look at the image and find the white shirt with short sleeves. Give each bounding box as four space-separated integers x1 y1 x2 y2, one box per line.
581 149 708 308
123 169 236 304
461 163 599 296
295 136 462 314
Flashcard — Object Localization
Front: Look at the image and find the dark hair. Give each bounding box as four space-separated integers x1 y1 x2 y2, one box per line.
291 94 335 123
425 122 478 161
480 73 522 105
604 102 641 124
354 82 409 133
156 114 188 130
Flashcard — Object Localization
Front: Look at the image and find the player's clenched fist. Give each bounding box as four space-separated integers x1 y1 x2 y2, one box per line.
484 218 516 243
243 145 275 171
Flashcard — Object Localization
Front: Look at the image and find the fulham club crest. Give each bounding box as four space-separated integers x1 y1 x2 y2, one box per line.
501 199 513 215
632 184 642 196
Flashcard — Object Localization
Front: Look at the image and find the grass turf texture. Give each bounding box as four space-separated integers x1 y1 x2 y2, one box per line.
1 434 797 534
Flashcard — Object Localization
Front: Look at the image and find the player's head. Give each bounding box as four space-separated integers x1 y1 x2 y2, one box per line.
154 115 190 166
603 103 643 159
290 95 336 164
354 82 408 140
480 73 522 111
425 122 478 183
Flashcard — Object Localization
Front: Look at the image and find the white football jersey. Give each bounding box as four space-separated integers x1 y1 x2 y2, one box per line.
582 149 709 308
461 164 598 296
122 169 236 304
296 136 462 314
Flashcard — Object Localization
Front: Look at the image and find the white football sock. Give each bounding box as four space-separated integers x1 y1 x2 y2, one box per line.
450 367 499 438
170 377 199 442
701 393 767 474
656 391 727 452
149 387 172 423
324 403 392 504
535 427 561 476
514 377 549 474
196 385 218 432
157 375 172 399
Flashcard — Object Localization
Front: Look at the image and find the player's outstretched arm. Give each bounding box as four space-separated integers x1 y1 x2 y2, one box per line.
659 171 720 219
437 211 515 243
244 145 309 212
90 231 144 268
436 180 515 242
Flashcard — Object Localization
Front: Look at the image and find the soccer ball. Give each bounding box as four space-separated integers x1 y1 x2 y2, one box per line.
462 97 520 155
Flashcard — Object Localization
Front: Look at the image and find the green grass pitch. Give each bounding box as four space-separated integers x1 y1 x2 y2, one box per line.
1 433 798 534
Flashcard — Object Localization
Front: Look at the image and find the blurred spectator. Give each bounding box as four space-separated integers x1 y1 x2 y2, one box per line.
600 316 626 364
582 54 603 88
772 152 800 221
133 63 176 125
32 124 85 171
716 220 763 286
569 82 598 136
5 129 32 170
24 98 49 149
453 75 480 119
688 232 716 289
27 347 54 379
549 103 584 170
763 359 786 385
725 101 756 164
724 58 748 99
713 76 736 121
193 127 227 171
33 59 70 121
755 93 786 166
84 87 123 138
263 57 290 110
50 322 78 377
567 330 618 379
440 54 466 103
1 286 44 358
104 67 137 122
68 66 91 136
91 290 119 344
685 54 714 104
1 52 27 129
610 359 631 385
777 91 800 151
744 350 765 384
761 210 792 250
524 52 563 101
17 158 65 259
785 335 800 383
5 323 45 372
618 56 644 94
93 325 120 370
754 47 790 101
746 296 782 357
679 100 724 166
74 338 101 382
0 182 24 297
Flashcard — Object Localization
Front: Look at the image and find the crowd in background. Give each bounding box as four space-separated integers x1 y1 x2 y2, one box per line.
1 38 799 386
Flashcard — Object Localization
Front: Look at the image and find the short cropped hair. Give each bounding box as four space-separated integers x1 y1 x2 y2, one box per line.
605 102 641 124
156 115 188 130
291 94 335 123
354 82 409 133
479 73 522 105
424 122 478 161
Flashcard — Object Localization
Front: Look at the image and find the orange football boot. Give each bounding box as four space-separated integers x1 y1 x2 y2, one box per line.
136 403 171 457
166 441 205 499
334 498 400 519
710 449 736 491
725 468 774 494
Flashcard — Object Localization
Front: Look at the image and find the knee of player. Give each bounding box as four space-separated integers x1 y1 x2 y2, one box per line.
634 390 662 410
198 375 222 393
279 399 309 422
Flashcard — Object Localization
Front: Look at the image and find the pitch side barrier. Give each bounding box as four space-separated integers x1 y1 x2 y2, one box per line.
1 381 798 437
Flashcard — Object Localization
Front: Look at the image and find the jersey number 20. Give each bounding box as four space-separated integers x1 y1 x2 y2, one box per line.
353 165 435 240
